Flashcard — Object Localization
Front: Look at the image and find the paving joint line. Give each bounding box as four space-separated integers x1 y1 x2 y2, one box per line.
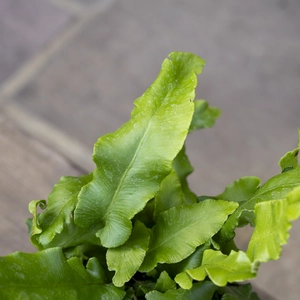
2 103 94 173
48 0 115 16
0 0 116 102
0 0 116 174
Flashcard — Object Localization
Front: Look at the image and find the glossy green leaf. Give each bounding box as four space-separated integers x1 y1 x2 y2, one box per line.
85 256 107 283
28 199 47 248
286 186 300 221
278 129 300 171
173 145 197 204
30 174 93 249
215 177 260 243
140 200 238 272
146 288 187 299
189 100 221 133
154 170 186 220
219 283 260 300
107 221 150 287
176 250 255 287
74 52 205 248
146 281 217 300
0 248 125 299
247 200 289 262
217 177 261 204
219 168 300 243
174 271 194 289
247 187 300 262
133 198 155 228
124 288 135 300
63 244 109 277
42 221 102 250
154 271 176 292
158 241 211 278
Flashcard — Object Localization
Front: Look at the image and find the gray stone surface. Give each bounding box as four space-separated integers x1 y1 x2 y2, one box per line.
1 0 300 298
0 0 71 84
12 0 300 194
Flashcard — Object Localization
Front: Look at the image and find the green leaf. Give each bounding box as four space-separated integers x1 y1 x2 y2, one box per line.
38 218 102 250
74 52 205 248
28 199 47 248
187 281 218 299
63 244 110 280
215 177 260 243
217 177 261 204
219 283 260 300
140 200 238 272
107 221 150 287
286 186 300 221
158 241 211 278
247 200 289 262
124 288 135 300
145 281 217 300
154 170 186 220
189 100 221 133
176 250 255 287
154 271 176 292
146 288 187 299
0 248 125 299
247 187 300 262
31 174 93 248
86 257 108 283
173 145 197 204
134 198 155 228
218 168 300 243
174 272 194 290
278 129 300 171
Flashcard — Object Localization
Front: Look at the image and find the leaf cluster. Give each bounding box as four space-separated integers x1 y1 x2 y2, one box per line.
1 52 300 299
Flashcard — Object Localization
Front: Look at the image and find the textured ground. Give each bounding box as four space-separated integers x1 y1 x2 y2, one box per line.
1 0 300 299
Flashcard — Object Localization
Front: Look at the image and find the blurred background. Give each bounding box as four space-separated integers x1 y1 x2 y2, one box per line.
0 0 299 299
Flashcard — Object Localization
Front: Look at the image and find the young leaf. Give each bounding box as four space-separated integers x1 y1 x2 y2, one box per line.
247 187 300 262
176 250 255 288
145 281 217 300
214 177 260 243
139 200 238 272
74 52 205 248
133 198 155 228
37 217 102 250
85 257 107 283
154 271 176 292
0 248 125 299
278 129 300 171
189 100 221 133
28 199 47 248
158 241 211 278
247 200 288 262
218 168 300 243
217 177 261 204
153 170 186 220
30 174 93 248
106 221 150 287
286 186 300 221
219 283 260 300
173 145 197 204
146 288 187 299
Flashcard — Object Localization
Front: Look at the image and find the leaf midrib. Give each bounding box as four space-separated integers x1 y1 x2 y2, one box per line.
103 119 152 221
147 205 231 257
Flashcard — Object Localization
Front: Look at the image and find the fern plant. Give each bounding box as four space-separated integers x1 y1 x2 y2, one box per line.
1 52 299 299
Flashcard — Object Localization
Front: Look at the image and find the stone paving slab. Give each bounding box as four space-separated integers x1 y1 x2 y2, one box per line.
0 0 71 85
0 113 81 256
11 0 300 192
